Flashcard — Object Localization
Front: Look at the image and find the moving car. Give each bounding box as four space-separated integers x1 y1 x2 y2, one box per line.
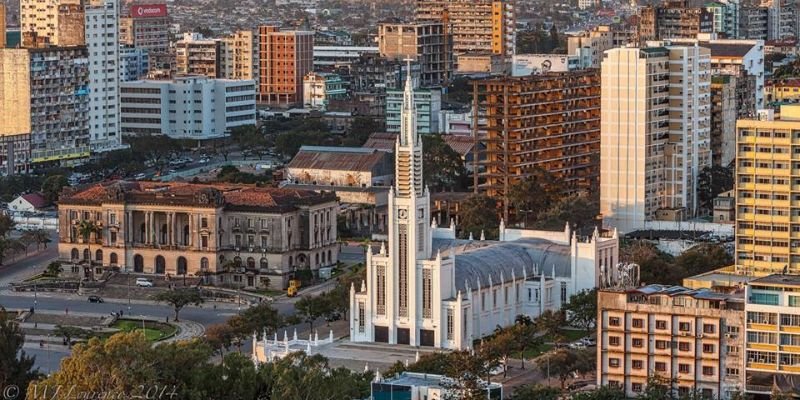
135 278 154 287
88 295 104 303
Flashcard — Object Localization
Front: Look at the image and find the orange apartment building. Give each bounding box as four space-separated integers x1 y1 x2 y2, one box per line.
471 70 600 221
598 285 745 399
257 26 313 106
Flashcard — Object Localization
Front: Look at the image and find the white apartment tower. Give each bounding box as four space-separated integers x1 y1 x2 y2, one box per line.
85 0 123 152
600 45 711 233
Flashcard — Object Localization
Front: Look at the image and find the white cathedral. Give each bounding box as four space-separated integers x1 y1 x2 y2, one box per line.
348 72 620 350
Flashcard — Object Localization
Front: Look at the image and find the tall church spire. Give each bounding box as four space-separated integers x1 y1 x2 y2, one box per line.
400 59 417 148
395 60 423 197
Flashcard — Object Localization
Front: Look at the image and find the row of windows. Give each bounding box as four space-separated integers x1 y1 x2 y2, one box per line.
608 317 715 333
608 358 715 375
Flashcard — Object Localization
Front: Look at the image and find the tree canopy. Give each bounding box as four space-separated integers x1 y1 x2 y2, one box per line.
622 241 733 286
458 194 499 240
0 309 40 393
422 134 470 192
152 288 204 322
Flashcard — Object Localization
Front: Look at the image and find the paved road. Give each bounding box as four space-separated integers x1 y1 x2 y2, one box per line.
0 242 58 287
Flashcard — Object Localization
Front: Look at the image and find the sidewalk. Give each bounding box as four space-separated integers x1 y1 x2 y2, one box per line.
2 289 243 310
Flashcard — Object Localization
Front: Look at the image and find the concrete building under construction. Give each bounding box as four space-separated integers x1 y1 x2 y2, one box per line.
471 70 600 221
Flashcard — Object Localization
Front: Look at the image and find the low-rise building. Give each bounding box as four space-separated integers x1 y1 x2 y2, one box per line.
57 181 339 289
597 285 745 399
372 372 503 399
302 72 347 111
713 190 735 223
120 75 256 139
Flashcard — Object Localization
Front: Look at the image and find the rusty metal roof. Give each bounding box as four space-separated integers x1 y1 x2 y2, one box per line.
287 146 390 173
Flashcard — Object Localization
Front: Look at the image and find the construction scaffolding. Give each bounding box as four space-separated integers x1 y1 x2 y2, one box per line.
471 70 601 221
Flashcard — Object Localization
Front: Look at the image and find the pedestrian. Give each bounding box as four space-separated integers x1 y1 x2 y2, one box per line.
120 309 124 316
65 307 68 315
165 316 169 323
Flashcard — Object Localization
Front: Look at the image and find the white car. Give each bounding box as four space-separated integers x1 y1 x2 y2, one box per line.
135 278 154 287
134 173 147 180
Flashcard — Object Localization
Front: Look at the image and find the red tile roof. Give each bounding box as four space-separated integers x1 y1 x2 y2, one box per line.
20 192 49 209
59 181 336 212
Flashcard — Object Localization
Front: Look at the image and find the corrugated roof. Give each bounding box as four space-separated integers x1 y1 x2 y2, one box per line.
443 135 475 157
706 42 755 58
287 146 389 172
362 132 398 152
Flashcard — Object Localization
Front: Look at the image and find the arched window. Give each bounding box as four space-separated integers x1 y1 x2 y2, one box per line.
71 248 79 260
247 257 255 269
327 250 332 264
289 256 293 267
155 255 166 274
83 249 90 261
234 256 242 266
95 249 103 262
200 257 209 271
321 251 326 264
134 254 144 273
177 257 187 275
260 258 268 269
315 253 319 266
183 225 189 245
109 253 118 265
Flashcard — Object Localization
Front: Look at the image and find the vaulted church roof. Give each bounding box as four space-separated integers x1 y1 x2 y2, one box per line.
432 237 572 292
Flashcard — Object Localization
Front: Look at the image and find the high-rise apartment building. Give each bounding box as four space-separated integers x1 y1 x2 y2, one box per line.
597 285 745 399
741 5 769 40
257 26 313 106
175 33 220 78
119 45 149 81
472 70 601 221
600 45 712 233
385 86 441 134
706 0 741 38
0 47 90 167
734 105 800 276
1 3 6 48
766 0 797 40
378 21 452 87
85 0 122 153
415 0 515 59
0 50 31 175
710 75 738 167
638 0 714 42
567 25 636 69
20 0 84 47
119 4 170 70
120 76 256 139
220 30 257 81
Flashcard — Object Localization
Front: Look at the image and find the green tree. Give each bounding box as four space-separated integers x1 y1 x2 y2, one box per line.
294 295 330 331
77 219 101 262
152 288 204 322
536 310 566 345
227 302 283 340
482 328 518 378
571 385 627 400
507 169 559 226
275 130 332 158
458 194 499 240
697 165 734 213
52 325 90 347
509 384 559 400
531 194 600 232
30 229 51 250
0 213 15 237
535 348 581 389
231 125 270 160
564 289 597 335
0 308 40 395
441 350 493 400
344 116 381 146
40 174 68 203
204 323 236 355
127 134 183 169
44 262 62 277
421 134 469 192
256 352 373 400
673 243 733 277
637 374 674 400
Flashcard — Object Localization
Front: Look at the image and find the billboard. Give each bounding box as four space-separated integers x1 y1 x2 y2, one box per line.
130 4 167 18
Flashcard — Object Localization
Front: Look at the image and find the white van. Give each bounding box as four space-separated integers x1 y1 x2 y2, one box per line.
135 278 154 287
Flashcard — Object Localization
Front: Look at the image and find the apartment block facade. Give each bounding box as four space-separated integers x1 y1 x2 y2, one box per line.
567 25 635 69
220 30 257 81
119 4 170 70
598 285 745 399
257 26 313 106
0 47 90 168
414 0 515 59
472 71 601 221
638 0 714 42
734 106 800 276
385 87 441 134
119 45 149 82
57 181 339 289
744 275 800 396
85 0 123 153
120 76 256 139
176 33 220 78
600 45 711 233
20 0 84 47
378 21 452 87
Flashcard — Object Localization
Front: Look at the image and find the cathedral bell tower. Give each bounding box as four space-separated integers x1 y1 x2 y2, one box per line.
389 61 432 321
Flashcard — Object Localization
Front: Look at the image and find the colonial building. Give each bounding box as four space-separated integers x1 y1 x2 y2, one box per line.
57 181 338 289
349 72 619 349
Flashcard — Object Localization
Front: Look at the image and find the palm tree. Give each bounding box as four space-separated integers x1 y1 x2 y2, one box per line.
77 220 101 276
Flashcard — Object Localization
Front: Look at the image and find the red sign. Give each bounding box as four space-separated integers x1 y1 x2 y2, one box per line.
131 4 167 18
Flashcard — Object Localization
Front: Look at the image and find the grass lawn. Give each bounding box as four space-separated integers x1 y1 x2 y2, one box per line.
111 320 178 342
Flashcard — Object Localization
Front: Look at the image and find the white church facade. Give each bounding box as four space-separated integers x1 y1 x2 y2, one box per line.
348 73 620 350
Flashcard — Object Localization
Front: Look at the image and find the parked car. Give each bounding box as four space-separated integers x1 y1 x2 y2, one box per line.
135 278 154 287
580 336 596 347
88 295 104 303
134 173 147 180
